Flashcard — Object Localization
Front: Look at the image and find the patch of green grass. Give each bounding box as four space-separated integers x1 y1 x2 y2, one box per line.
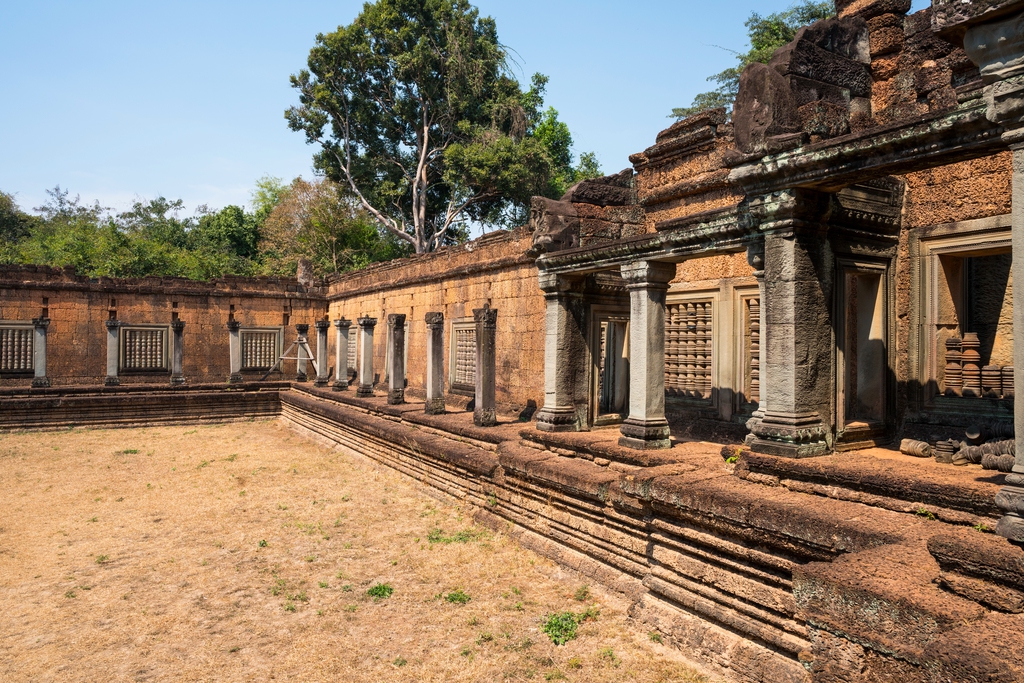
318 581 329 589
367 583 393 600
476 632 493 645
283 602 296 612
445 589 471 604
487 494 498 507
393 656 407 667
545 671 566 681
649 631 664 644
197 460 209 469
460 646 473 657
88 517 98 523
567 656 582 669
916 508 937 520
286 591 309 603
64 590 76 599
95 555 109 564
974 523 992 532
573 585 589 602
598 647 619 666
342 584 353 592
115 449 139 455
427 528 484 544
226 454 237 462
258 539 268 548
345 604 358 613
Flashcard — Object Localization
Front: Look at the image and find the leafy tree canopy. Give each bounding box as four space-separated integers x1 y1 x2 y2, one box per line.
286 0 599 253
670 1 833 120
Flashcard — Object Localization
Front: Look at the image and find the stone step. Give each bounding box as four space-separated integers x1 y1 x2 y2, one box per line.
736 448 1003 527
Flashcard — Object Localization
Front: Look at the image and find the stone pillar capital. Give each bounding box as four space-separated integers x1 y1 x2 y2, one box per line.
537 271 584 295
226 320 241 332
473 304 498 328
357 316 377 329
425 312 444 328
746 189 832 235
746 242 765 274
619 260 675 289
105 319 122 330
314 320 330 331
32 317 50 329
295 323 310 335
334 317 352 330
387 313 407 327
171 320 186 332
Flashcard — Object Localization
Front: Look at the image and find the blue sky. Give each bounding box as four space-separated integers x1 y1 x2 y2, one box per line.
0 0 930 220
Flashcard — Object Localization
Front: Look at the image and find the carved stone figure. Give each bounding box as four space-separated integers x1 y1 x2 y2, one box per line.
529 197 579 255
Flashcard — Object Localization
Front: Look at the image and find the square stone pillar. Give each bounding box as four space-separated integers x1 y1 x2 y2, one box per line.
535 273 589 432
31 317 50 388
387 314 406 404
294 324 309 382
105 319 121 386
747 189 834 458
356 316 377 397
227 320 242 383
618 261 676 450
425 312 445 414
333 318 351 391
473 304 498 427
170 320 185 385
314 320 330 387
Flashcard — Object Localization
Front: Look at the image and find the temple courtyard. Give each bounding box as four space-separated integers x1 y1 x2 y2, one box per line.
0 421 711 682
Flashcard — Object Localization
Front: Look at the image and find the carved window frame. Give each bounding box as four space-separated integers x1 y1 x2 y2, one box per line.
0 321 35 377
240 327 283 372
119 324 170 374
449 318 476 397
664 288 720 409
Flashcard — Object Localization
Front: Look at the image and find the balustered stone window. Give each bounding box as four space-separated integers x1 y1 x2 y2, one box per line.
665 300 714 401
450 320 476 395
120 326 168 373
240 328 282 371
0 324 34 375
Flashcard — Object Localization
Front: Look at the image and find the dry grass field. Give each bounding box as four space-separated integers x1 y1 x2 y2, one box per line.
0 420 713 682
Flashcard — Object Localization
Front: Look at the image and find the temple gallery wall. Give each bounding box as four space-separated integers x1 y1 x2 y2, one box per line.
6 0 1024 680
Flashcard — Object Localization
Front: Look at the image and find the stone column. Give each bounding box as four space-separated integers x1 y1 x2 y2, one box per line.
473 304 498 427
170 320 185 385
356 316 377 397
333 318 351 391
105 319 121 386
618 261 675 450
955 8 1024 540
294 324 309 382
387 314 406 404
31 317 50 388
227 320 242 383
425 312 445 414
535 272 589 432
314 320 330 387
744 241 766 441
747 189 834 458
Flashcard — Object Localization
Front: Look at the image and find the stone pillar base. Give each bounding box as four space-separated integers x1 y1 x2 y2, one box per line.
314 378 329 388
31 377 50 388
425 397 445 415
356 384 373 397
388 389 404 405
749 410 830 458
228 373 243 384
105 376 120 387
170 376 185 386
535 407 580 432
995 476 1024 543
618 417 671 450
474 407 497 428
332 380 349 392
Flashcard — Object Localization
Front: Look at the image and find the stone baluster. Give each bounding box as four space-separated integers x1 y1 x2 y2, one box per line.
387 314 406 404
105 319 121 386
961 332 982 397
227 320 242 383
619 260 675 450
170 320 185 385
313 320 330 387
333 318 351 391
356 317 377 397
944 336 962 396
473 304 498 427
32 317 50 388
535 272 588 432
425 312 445 414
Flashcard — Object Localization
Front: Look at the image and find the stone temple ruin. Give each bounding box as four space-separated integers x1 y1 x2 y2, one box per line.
4 0 1024 679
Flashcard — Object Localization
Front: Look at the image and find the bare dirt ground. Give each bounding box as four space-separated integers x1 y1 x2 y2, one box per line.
0 420 713 682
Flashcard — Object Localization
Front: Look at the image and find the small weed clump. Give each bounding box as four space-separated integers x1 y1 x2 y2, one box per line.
367 583 394 600
258 539 268 548
649 631 664 644
598 647 620 666
916 508 937 520
573 585 590 602
95 555 109 564
445 589 471 604
541 606 600 645
393 657 407 667
427 528 483 544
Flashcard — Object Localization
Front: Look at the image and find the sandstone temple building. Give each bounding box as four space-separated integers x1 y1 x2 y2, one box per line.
4 0 1024 680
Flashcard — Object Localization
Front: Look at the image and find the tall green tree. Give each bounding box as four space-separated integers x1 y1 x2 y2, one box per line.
671 1 833 120
286 0 597 253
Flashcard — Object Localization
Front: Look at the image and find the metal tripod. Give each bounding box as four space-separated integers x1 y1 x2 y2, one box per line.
260 333 319 381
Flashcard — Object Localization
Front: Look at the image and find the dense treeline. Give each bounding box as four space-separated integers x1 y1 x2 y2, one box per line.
0 177 411 280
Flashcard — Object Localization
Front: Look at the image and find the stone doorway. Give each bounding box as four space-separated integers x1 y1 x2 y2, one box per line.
590 313 629 427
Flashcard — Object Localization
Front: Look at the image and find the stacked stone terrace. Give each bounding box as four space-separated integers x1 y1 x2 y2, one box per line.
4 0 1024 680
